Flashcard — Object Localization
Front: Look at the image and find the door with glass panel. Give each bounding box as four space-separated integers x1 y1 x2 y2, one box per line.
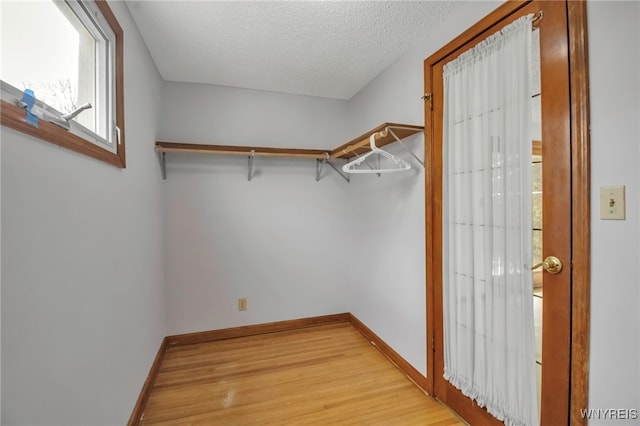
424 1 574 424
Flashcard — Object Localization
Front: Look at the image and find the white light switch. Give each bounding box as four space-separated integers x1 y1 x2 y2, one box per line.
600 185 625 220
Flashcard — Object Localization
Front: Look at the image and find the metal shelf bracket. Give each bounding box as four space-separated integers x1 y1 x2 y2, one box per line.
158 150 167 180
317 153 350 182
248 150 255 181
326 159 350 183
387 127 425 168
316 157 327 182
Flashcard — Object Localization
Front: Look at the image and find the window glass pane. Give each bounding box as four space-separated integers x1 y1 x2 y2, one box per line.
532 96 541 141
1 0 97 134
532 157 542 230
531 29 541 141
531 29 541 96
532 229 542 266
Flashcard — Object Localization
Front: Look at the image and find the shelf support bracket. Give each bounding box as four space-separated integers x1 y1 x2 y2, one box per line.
317 153 350 182
158 150 167 180
387 127 425 168
248 150 255 181
326 158 350 182
316 157 327 182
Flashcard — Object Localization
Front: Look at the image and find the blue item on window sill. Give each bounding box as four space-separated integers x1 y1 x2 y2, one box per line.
20 89 39 128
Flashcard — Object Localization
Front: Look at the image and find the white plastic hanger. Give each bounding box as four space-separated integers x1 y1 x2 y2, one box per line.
342 130 412 174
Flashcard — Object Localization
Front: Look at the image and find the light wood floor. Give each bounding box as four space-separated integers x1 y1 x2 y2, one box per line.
140 323 464 425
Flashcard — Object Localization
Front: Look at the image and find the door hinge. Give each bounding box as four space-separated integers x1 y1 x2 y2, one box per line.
431 336 435 353
422 93 433 111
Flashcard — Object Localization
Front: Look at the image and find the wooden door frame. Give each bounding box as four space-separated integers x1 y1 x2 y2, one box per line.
423 1 590 424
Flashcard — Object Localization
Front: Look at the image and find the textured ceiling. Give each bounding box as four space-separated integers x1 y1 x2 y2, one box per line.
126 1 456 100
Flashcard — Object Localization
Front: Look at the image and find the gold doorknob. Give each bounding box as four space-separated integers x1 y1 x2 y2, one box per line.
532 256 563 274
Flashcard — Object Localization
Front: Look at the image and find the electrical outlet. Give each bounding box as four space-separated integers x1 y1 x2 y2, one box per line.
238 297 248 311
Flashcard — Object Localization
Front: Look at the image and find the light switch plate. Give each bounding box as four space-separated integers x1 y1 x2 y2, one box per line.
600 186 625 220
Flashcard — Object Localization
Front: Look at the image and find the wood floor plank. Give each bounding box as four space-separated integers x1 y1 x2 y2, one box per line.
140 323 464 425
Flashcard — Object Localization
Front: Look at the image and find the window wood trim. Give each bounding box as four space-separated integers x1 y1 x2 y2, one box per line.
0 0 125 168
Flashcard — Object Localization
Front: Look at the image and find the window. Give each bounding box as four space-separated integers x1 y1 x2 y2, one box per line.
0 0 125 168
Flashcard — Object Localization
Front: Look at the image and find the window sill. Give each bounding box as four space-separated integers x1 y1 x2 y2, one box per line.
1 99 125 168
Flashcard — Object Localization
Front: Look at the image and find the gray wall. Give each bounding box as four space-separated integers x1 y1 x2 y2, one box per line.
160 83 353 335
587 2 640 423
1 2 166 424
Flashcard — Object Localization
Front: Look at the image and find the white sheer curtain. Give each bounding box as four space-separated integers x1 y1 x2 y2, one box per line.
442 15 538 426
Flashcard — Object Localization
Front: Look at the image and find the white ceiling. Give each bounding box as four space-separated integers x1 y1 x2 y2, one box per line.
125 1 457 100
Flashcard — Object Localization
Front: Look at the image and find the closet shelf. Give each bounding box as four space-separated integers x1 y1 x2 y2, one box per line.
329 123 423 159
155 142 328 159
155 122 424 181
